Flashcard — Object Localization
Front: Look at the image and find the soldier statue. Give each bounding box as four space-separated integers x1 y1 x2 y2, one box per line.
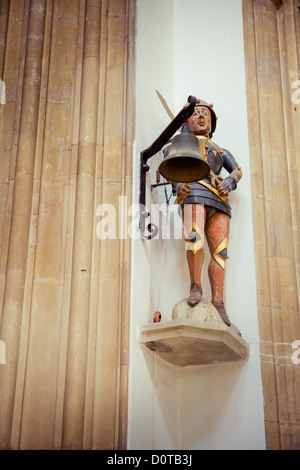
168 99 242 327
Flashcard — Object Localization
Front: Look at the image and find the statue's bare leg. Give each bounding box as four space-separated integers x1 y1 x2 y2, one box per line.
182 204 205 307
205 211 231 326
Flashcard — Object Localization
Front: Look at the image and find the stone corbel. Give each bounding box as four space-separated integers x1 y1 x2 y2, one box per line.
139 299 250 367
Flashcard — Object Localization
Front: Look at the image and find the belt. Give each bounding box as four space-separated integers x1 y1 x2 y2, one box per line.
174 180 228 205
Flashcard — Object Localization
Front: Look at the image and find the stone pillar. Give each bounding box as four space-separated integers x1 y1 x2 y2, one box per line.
0 0 9 78
0 0 135 450
243 0 300 449
61 0 101 448
0 0 47 447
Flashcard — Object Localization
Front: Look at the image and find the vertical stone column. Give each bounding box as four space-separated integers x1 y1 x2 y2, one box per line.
0 0 135 449
277 0 300 295
15 0 80 450
62 0 101 448
117 1 135 448
0 0 46 447
89 0 136 449
0 0 9 78
0 0 28 321
243 0 300 449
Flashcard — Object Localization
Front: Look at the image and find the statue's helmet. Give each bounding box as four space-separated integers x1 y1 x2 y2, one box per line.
194 99 217 138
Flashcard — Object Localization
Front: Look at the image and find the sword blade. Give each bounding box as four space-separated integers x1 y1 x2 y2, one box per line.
156 90 175 121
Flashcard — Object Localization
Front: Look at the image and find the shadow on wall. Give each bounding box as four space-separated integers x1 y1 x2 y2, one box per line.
178 361 246 450
140 344 248 450
138 346 181 449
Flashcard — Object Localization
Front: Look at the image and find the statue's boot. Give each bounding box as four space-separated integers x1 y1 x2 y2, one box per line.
212 301 231 326
187 282 203 307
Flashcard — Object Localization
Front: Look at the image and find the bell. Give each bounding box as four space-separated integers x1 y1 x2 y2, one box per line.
159 126 210 183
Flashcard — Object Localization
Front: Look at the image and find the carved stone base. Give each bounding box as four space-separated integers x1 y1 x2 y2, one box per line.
139 299 249 367
173 297 222 322
172 298 241 336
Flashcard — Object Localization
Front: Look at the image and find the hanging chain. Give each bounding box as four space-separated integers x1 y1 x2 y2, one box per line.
163 183 174 206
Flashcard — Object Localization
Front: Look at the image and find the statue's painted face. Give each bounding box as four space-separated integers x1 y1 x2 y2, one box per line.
188 106 211 137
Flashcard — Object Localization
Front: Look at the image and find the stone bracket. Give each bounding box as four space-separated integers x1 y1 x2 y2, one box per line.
139 319 249 367
139 298 249 367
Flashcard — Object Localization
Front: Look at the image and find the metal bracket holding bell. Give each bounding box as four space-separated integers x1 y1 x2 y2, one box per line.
139 95 210 239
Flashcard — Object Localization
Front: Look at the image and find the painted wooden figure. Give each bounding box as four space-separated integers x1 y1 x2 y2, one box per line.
169 100 242 326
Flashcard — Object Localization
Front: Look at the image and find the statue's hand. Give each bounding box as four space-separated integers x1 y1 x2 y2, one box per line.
174 183 191 205
178 183 191 200
215 177 234 197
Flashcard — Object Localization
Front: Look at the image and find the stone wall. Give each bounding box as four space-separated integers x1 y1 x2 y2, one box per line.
243 0 300 449
0 0 135 450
